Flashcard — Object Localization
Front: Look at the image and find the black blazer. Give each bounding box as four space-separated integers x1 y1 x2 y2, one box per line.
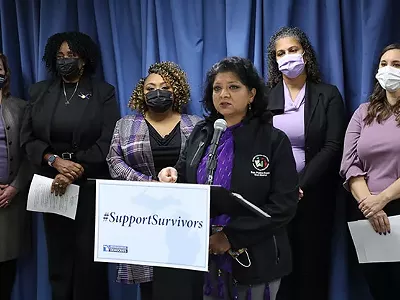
267 81 346 192
176 116 298 284
20 76 120 179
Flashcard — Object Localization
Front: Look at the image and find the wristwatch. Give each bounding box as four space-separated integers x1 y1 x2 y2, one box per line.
47 154 58 167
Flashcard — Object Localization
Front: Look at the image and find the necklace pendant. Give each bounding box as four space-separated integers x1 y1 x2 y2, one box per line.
65 100 70 105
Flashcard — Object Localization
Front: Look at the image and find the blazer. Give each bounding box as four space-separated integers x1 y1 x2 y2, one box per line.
106 113 201 286
267 81 346 193
176 116 298 284
107 113 202 181
20 76 120 179
0 96 32 262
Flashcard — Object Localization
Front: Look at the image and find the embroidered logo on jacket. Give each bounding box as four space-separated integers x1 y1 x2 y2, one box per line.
251 154 270 177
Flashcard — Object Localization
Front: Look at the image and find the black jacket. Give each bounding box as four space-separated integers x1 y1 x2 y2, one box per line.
268 81 346 192
176 116 298 284
20 77 120 179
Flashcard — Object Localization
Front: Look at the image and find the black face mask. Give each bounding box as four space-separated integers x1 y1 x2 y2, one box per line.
145 89 173 113
56 58 81 78
0 74 5 90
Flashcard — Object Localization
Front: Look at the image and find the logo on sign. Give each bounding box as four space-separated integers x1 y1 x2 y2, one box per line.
103 245 128 253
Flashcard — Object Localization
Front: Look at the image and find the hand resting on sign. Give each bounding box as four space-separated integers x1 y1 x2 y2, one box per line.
158 167 178 183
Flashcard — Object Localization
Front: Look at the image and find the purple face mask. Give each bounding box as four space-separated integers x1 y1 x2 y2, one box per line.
277 53 305 79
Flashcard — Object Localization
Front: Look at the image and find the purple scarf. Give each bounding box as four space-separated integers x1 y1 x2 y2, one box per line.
197 123 239 297
197 122 270 300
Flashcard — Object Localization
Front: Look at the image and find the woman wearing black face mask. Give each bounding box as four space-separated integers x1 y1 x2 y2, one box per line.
107 61 201 300
20 32 120 300
0 53 31 300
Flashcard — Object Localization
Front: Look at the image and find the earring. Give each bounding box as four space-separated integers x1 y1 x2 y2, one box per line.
248 103 252 110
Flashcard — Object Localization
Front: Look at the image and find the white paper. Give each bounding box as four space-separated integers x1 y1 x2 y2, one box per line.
94 180 210 272
27 174 80 220
348 215 400 263
232 192 271 218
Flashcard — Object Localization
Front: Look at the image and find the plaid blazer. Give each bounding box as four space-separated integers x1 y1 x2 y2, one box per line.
106 113 202 283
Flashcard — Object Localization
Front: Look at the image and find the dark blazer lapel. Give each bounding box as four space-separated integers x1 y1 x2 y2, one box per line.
40 79 62 143
267 81 285 115
304 81 320 137
72 76 94 143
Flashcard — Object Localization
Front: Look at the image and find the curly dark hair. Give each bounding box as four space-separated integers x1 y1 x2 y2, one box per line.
266 26 321 88
0 53 11 97
128 61 191 114
202 56 271 123
364 43 400 126
42 31 99 76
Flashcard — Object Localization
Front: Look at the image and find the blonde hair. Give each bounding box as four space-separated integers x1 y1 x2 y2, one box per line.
128 61 191 114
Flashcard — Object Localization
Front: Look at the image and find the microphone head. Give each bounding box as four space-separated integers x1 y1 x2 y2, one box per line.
214 119 227 132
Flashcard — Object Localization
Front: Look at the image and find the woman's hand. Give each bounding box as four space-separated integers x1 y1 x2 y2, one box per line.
209 231 231 255
0 185 18 208
368 210 391 234
158 167 178 183
53 158 84 181
359 194 389 218
51 174 73 196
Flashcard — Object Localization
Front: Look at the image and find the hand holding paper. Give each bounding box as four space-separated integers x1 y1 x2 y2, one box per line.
27 174 80 220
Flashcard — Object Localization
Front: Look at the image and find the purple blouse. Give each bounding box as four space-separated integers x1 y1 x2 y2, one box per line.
273 82 306 173
197 123 239 297
340 103 400 194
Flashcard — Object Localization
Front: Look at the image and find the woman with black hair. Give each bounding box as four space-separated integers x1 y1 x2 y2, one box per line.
159 56 298 300
20 31 120 300
266 27 346 300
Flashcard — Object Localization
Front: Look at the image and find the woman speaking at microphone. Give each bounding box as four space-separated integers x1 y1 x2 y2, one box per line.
159 56 298 300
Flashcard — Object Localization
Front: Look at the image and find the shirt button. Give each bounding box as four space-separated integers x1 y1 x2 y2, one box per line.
6 126 10 130
10 157 13 161
8 141 12 145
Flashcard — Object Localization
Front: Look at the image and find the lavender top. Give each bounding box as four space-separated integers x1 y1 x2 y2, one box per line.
340 103 400 194
0 106 8 183
273 81 306 173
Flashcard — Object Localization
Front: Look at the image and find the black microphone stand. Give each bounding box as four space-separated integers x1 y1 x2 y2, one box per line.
206 152 218 185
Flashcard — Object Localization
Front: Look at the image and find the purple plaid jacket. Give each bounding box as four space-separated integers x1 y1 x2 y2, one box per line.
106 113 202 283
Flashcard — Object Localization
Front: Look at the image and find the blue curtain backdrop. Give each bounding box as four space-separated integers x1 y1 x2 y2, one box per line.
1 0 400 299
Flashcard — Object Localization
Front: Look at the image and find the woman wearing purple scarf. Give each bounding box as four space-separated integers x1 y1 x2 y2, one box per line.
159 57 298 300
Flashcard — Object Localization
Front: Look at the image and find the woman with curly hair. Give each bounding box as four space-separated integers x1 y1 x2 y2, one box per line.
106 61 201 300
20 31 120 300
266 27 346 300
341 43 400 300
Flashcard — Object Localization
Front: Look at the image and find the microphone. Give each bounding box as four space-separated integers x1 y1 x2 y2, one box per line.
206 119 227 185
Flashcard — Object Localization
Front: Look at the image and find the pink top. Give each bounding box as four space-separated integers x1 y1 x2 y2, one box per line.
340 103 400 194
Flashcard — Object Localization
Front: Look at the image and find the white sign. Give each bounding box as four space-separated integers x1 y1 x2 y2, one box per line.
94 180 210 272
27 174 80 220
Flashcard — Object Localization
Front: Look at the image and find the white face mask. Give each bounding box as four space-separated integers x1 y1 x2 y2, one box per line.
376 66 400 92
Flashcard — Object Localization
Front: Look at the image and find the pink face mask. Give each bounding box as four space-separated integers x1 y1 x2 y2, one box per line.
277 53 305 79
